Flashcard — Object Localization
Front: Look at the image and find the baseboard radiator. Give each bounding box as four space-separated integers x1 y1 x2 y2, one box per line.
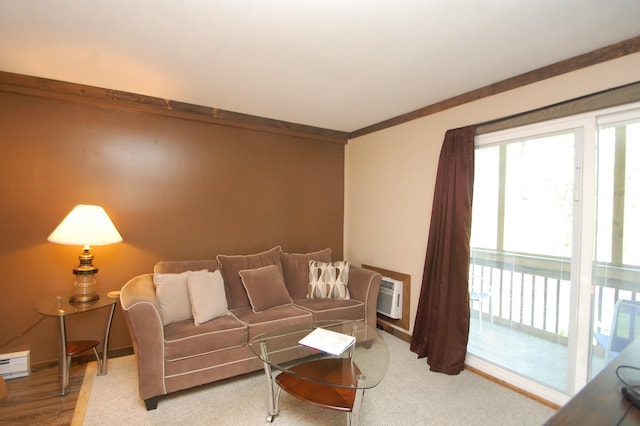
0 350 30 379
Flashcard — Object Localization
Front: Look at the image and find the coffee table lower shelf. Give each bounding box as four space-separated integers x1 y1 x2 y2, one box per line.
268 358 365 425
276 358 359 412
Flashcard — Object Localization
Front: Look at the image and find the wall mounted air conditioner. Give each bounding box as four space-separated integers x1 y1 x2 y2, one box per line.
0 350 30 379
377 277 403 319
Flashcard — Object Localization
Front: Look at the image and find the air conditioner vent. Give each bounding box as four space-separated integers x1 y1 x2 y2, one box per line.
376 277 402 319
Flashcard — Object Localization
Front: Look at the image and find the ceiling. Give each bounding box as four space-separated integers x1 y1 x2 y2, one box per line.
1 1 639 133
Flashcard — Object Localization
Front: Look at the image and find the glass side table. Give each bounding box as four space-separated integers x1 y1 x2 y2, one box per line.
35 291 119 396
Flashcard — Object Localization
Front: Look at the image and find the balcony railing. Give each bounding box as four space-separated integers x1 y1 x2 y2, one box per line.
469 248 640 343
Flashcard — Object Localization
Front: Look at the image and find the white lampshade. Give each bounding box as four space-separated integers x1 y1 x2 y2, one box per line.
48 205 123 303
48 205 123 247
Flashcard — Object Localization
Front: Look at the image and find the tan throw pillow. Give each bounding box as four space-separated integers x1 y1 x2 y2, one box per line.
154 270 193 326
239 265 292 313
217 246 283 309
187 269 229 325
308 260 350 299
281 248 332 299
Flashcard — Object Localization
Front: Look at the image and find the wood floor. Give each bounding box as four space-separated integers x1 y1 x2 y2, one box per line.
1 361 86 425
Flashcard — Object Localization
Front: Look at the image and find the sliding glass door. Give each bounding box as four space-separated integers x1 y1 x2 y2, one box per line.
591 113 640 379
466 103 640 404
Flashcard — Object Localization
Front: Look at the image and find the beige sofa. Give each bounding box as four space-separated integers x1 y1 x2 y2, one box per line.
120 247 381 410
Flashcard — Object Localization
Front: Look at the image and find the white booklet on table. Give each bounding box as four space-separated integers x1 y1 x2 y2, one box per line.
298 327 356 356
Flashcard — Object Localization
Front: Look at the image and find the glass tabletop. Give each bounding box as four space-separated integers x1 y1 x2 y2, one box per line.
248 320 389 390
35 292 119 317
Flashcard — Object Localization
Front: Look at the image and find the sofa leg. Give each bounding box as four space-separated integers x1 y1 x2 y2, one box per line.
144 397 158 410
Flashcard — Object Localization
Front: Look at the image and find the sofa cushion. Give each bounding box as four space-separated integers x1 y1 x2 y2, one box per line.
154 270 193 326
217 246 283 309
163 314 248 362
308 260 350 299
232 305 312 340
281 248 332 299
187 269 229 325
239 265 292 313
294 298 365 322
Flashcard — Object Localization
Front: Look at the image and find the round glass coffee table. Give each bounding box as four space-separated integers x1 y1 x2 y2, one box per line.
248 320 389 425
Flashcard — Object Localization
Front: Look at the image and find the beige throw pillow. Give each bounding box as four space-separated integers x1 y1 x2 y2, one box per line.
307 260 350 299
239 264 292 313
187 269 229 325
154 270 193 326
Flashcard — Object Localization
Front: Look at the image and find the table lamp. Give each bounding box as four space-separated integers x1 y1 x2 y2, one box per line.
48 204 123 303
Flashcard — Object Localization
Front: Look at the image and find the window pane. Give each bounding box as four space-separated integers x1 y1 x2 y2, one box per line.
624 123 640 265
469 130 577 394
595 127 615 263
503 133 575 257
470 146 499 249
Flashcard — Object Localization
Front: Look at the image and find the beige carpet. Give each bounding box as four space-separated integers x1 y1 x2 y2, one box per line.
75 332 556 425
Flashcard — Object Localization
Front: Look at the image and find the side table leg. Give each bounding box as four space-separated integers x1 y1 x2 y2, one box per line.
98 302 117 376
58 315 68 396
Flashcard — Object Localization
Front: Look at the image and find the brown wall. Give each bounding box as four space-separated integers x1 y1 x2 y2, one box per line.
0 88 345 365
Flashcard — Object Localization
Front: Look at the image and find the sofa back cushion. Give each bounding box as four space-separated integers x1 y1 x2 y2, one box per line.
281 248 332 299
154 259 219 274
217 246 283 309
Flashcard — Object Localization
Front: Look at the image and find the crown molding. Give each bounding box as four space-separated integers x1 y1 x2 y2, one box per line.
0 71 349 145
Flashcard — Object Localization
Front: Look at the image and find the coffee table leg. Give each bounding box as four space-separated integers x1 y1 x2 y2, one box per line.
348 375 365 426
262 362 281 422
260 342 280 422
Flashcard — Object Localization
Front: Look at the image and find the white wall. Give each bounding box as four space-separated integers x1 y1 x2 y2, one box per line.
344 52 640 335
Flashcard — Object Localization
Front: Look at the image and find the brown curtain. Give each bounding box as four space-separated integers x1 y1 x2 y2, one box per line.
410 125 476 374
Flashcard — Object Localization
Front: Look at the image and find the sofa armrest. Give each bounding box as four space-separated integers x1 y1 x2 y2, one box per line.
348 266 381 326
120 274 167 401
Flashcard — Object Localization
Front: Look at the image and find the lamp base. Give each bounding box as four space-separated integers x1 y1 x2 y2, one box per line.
69 293 100 303
69 247 100 304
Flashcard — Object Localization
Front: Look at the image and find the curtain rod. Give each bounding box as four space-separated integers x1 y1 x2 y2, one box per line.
475 80 640 135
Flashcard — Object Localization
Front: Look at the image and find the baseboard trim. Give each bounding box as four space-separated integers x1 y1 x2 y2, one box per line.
464 365 561 411
31 346 135 372
377 321 411 343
